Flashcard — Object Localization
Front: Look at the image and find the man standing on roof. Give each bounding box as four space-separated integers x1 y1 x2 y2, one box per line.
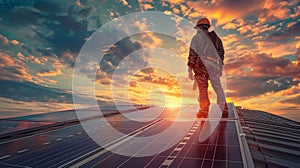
187 18 228 118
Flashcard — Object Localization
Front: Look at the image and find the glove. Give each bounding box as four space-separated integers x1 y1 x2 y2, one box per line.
188 68 194 80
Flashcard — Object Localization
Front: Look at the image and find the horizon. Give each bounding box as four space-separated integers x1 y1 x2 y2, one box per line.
1 103 300 123
0 0 299 123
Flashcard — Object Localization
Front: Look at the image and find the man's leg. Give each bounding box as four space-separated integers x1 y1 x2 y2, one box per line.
195 74 210 117
209 74 228 117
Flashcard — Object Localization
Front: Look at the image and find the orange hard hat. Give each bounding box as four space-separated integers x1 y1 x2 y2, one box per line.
196 18 210 27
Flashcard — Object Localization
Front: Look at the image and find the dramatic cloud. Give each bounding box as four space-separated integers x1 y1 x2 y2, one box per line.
37 69 62 77
0 34 9 45
37 59 63 77
258 0 291 23
0 52 33 82
138 74 178 87
0 0 299 120
11 40 20 45
164 0 185 5
266 21 300 42
226 76 296 98
0 79 73 103
225 52 300 77
186 0 264 25
280 95 300 105
230 82 300 122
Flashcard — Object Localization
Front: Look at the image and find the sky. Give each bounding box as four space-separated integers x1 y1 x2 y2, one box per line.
0 0 299 122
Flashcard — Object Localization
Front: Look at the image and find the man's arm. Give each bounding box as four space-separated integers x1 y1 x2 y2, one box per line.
187 37 198 69
209 31 225 64
216 37 225 64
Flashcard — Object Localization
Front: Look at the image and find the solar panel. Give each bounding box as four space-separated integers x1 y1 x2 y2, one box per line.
0 103 249 167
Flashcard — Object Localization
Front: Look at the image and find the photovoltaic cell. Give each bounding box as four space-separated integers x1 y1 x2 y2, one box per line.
0 104 247 168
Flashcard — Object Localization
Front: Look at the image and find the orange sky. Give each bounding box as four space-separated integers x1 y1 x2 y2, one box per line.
0 0 299 121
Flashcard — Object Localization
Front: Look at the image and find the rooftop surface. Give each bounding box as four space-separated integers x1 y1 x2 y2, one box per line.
239 108 300 168
0 103 298 167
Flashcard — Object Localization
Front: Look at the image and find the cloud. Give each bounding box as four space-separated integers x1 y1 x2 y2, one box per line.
0 52 33 82
254 41 296 58
225 52 300 77
0 67 32 82
75 0 84 7
34 77 58 85
0 34 24 46
0 34 9 45
119 0 131 8
291 4 300 18
17 52 25 61
37 69 61 77
279 106 300 111
163 0 185 5
280 95 300 105
266 21 300 42
11 39 20 45
0 1 97 68
34 57 42 64
140 68 154 74
137 73 178 88
229 81 300 120
222 22 239 30
221 33 253 58
23 54 48 65
186 0 264 25
258 0 291 23
0 79 73 103
172 7 180 14
95 70 112 86
140 32 163 48
8 6 43 26
0 52 15 67
236 22 277 38
140 3 154 11
225 50 300 100
61 51 76 65
97 35 144 79
37 59 63 77
230 74 298 95
287 21 297 28
129 81 137 87
133 20 148 32
226 76 295 98
0 0 299 120
222 34 240 46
